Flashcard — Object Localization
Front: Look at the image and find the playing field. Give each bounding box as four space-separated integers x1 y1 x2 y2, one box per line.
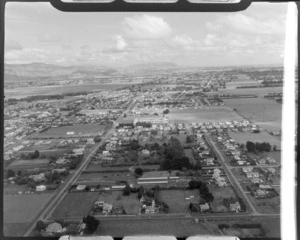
9 158 50 166
228 131 281 149
223 98 282 131
36 123 105 138
167 107 243 124
4 193 53 223
50 192 99 219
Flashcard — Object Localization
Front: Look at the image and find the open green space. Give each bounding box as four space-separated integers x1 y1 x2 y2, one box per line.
37 123 105 138
223 98 282 131
9 158 50 166
4 222 32 237
50 192 99 219
4 193 53 223
228 131 281 150
167 107 243 124
95 218 215 237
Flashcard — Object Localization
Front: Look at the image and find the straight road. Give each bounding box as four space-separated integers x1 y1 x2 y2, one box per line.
23 99 136 236
205 135 260 215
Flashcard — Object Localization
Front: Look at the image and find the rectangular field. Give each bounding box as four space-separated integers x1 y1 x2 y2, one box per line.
223 98 282 131
158 190 200 213
50 192 99 219
4 193 53 223
228 131 281 150
167 107 243 124
9 158 50 166
36 123 105 138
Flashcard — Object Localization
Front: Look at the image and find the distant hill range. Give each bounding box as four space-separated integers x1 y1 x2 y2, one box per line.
4 62 118 82
4 62 180 82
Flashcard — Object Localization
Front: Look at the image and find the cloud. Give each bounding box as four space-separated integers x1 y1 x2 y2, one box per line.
5 40 23 52
206 13 286 35
39 33 62 43
115 35 127 50
123 14 172 40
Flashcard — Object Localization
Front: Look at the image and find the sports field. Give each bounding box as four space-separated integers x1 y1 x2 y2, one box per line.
167 107 243 124
36 123 105 138
4 193 53 223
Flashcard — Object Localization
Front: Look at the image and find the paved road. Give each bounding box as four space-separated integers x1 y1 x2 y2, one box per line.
23 100 136 236
205 135 260 215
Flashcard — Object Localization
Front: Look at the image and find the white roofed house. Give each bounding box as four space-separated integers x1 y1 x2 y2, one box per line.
242 166 253 173
28 173 45 182
246 171 259 178
230 201 241 212
199 202 210 212
36 185 46 192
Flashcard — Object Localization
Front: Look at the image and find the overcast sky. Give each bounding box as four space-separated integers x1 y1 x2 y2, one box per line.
5 2 288 67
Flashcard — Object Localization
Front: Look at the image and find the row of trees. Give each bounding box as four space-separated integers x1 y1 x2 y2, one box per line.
246 141 272 153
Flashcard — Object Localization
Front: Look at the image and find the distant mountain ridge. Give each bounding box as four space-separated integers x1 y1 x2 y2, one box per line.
4 62 117 82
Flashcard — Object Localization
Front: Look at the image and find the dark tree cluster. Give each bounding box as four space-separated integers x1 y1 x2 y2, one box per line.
83 215 100 234
246 141 272 152
188 180 214 203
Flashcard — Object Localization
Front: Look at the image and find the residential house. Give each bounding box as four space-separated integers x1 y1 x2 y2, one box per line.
230 202 241 212
36 185 46 191
28 173 45 182
246 171 259 178
242 166 253 173
46 222 64 234
256 189 267 197
267 167 276 174
200 202 210 212
251 177 261 184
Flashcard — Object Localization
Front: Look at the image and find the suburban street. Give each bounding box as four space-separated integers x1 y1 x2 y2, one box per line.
23 99 136 236
205 135 260 215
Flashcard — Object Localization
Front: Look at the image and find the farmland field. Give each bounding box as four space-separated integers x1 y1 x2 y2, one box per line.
220 86 283 96
5 83 133 99
36 123 105 138
167 107 243 124
223 98 282 131
95 218 214 237
9 158 50 166
50 192 99 219
209 186 238 212
228 131 281 149
4 222 32 236
4 193 53 223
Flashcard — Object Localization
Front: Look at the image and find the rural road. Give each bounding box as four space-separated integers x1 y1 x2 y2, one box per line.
23 99 136 236
204 135 260 216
